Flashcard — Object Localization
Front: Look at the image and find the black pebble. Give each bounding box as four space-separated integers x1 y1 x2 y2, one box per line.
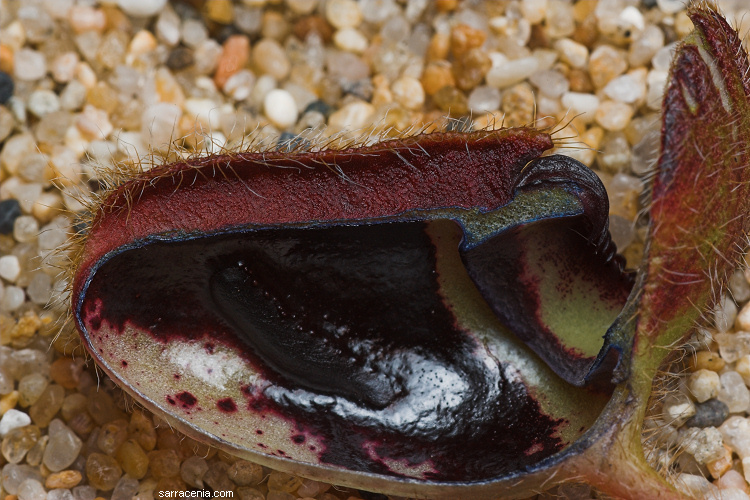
166 46 194 71
685 398 729 428
72 213 90 236
342 78 374 102
304 100 332 117
276 132 309 152
0 71 13 105
0 199 22 235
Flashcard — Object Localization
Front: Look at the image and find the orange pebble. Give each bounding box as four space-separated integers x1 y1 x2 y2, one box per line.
707 445 733 479
421 61 455 95
0 45 13 74
46 470 83 489
214 35 250 90
427 33 450 61
689 350 726 372
436 0 459 12
450 24 486 58
49 357 83 389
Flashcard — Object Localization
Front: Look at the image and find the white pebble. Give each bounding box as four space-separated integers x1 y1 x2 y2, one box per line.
44 419 82 472
657 0 687 15
0 255 21 283
325 50 368 82
38 217 69 253
629 25 665 67
223 70 256 101
608 214 634 251
662 394 695 425
486 57 539 89
184 98 224 130
328 100 375 132
533 49 557 72
72 486 95 500
193 39 222 76
7 96 26 124
719 371 750 413
13 49 46 81
181 19 208 48
49 278 70 313
555 38 588 68
561 92 600 124
681 426 725 464
717 470 747 491
652 43 678 72
0 286 25 313
116 0 167 17
253 38 290 80
716 295 739 333
75 104 113 140
3 20 25 51
141 102 182 150
250 74 277 106
545 0 575 38
155 4 181 46
0 409 32 437
596 4 645 40
202 132 227 155
27 89 60 118
617 6 645 35
51 52 79 83
468 86 501 113
359 0 399 24
716 332 750 363
709 488 750 500
391 76 425 110
333 28 369 54
263 89 298 129
13 184 44 219
530 69 569 98
595 100 633 131
326 0 363 29
520 0 548 24
48 490 75 500
731 269 750 303
688 369 721 403
603 69 647 104
116 132 146 161
676 473 721 499
0 133 36 176
13 216 39 244
19 155 48 184
27 273 52 306
59 80 86 111
67 5 105 33
536 94 561 116
17 478 47 500
112 476 139 500
720 416 750 459
1 463 43 495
